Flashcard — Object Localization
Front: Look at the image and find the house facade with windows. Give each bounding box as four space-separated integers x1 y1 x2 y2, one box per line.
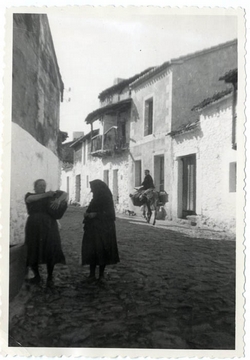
170 69 237 231
68 130 99 206
128 39 237 224
76 69 153 212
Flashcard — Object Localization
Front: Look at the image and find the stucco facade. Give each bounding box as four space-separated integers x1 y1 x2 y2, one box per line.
129 40 237 220
70 131 131 213
79 73 153 214
171 94 236 232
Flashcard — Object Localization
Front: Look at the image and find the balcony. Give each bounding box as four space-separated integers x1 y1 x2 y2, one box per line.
91 127 129 157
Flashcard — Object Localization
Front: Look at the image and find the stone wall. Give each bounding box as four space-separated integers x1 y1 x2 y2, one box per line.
10 14 63 245
9 14 63 300
12 14 63 156
10 123 61 245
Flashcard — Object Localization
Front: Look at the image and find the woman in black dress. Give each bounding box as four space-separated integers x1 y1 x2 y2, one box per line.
25 179 68 285
82 179 120 282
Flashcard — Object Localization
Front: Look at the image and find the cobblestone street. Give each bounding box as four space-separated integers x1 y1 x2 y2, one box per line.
9 207 236 349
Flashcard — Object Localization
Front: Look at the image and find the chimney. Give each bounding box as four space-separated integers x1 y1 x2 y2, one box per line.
73 131 84 140
113 78 125 85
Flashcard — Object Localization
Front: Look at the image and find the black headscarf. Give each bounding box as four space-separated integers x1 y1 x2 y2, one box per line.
87 179 115 220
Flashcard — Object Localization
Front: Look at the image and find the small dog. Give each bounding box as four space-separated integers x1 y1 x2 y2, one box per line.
124 209 136 216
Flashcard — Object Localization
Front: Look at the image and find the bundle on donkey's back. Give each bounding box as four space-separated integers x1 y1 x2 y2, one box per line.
130 188 167 225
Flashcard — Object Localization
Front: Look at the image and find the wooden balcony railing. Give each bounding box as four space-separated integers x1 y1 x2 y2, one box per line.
90 127 129 157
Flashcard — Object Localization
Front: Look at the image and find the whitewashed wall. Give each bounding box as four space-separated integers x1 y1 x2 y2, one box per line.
10 123 60 245
69 142 131 213
80 154 131 212
60 167 73 202
199 96 236 231
172 95 236 232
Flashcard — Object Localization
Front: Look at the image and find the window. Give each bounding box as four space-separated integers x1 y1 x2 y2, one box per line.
75 174 81 202
83 142 86 165
74 145 82 163
229 162 237 192
87 140 91 159
103 170 109 187
122 123 126 138
135 160 142 187
144 97 153 136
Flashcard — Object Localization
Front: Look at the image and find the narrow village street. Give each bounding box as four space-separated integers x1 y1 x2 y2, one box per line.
9 206 235 350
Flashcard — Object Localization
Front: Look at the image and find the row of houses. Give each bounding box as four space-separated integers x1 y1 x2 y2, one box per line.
61 39 237 233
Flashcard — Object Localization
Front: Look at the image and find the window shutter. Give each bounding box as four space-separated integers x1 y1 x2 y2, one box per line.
229 162 237 192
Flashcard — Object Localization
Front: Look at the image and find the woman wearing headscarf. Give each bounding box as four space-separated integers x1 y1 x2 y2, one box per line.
81 179 120 281
25 179 68 285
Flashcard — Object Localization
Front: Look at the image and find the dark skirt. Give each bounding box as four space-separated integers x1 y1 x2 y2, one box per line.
25 212 66 267
81 218 120 266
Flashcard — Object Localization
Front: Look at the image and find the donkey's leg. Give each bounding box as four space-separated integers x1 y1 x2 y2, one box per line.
146 203 152 223
152 209 156 225
151 201 158 225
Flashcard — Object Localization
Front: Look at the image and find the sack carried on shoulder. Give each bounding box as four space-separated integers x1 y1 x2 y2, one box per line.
47 190 68 220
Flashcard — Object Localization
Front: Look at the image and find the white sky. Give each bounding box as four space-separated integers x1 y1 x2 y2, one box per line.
48 9 238 140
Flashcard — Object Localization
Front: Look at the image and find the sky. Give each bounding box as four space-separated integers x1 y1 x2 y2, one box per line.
47 8 238 141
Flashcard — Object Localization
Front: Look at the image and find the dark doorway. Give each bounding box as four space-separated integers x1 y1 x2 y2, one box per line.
182 154 196 218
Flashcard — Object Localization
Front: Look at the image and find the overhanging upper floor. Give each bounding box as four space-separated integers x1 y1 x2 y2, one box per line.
85 98 132 124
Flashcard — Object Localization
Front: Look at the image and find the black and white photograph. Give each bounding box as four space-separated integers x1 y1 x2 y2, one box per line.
0 3 247 358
